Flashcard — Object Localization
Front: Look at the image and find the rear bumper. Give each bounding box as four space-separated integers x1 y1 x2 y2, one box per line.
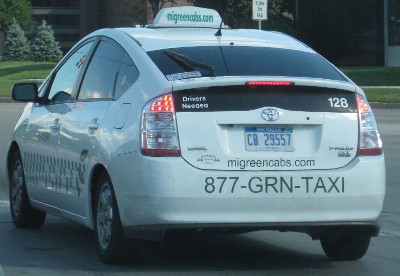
123 221 380 241
110 154 385 240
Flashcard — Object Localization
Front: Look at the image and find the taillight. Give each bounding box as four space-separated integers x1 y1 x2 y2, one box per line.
141 93 181 156
246 81 294 86
356 94 383 155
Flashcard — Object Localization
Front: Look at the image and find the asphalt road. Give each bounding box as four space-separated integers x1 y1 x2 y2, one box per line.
0 103 399 275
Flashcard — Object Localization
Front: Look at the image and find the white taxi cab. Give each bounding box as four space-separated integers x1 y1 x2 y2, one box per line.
7 6 385 264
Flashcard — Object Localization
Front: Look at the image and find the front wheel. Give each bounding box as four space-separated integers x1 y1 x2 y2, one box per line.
94 173 129 264
320 233 371 261
9 150 46 229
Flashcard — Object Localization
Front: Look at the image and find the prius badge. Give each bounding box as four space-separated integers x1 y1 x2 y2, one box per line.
261 108 280 121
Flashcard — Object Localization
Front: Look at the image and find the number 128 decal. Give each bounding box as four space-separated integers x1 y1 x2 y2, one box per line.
328 97 349 108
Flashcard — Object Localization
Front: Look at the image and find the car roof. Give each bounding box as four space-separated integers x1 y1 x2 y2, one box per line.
89 6 313 54
117 27 314 53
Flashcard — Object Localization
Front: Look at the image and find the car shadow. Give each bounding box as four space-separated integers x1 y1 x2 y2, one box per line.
129 230 329 271
0 212 342 273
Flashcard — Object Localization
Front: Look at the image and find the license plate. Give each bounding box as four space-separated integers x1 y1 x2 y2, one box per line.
245 127 294 151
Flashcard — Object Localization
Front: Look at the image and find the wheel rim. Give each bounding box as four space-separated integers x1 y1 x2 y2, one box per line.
96 183 113 250
11 160 24 216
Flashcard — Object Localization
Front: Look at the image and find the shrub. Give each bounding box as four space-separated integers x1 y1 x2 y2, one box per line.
31 20 63 62
3 18 31 61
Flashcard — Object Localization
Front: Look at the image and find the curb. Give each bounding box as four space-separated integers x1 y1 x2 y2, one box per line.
370 102 400 109
0 97 14 103
361 86 400 89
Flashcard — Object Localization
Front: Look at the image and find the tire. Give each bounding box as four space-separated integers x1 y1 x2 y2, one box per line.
94 173 129 264
320 233 371 261
8 150 46 229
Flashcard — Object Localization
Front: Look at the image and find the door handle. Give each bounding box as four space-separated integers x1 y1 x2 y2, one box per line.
89 119 100 130
50 118 61 132
88 118 100 134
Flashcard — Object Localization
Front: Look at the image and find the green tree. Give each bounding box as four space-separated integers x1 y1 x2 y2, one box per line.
3 18 30 61
188 0 295 34
148 0 177 19
31 20 63 62
296 0 376 63
124 0 148 26
0 0 33 31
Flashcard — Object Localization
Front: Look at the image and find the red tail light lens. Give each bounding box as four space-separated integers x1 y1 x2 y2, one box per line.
356 94 383 156
141 93 180 156
246 81 294 86
149 95 174 112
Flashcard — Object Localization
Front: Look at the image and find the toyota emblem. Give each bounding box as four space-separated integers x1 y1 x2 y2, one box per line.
261 108 280 121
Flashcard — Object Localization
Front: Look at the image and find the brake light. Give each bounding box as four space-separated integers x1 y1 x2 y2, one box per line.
357 95 370 113
149 95 174 112
246 81 294 86
356 94 383 156
141 93 181 156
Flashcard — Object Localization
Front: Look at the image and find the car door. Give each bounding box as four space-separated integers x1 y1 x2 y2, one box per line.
24 41 95 209
56 39 125 215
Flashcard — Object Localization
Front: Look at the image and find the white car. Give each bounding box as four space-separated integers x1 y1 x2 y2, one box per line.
7 6 385 264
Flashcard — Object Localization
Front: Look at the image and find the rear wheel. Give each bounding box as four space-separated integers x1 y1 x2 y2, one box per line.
94 173 129 264
320 233 371 261
9 150 46 229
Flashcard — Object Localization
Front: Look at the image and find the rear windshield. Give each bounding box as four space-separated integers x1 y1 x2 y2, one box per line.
147 46 347 82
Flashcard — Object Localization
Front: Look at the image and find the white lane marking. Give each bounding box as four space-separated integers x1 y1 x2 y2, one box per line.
0 203 7 275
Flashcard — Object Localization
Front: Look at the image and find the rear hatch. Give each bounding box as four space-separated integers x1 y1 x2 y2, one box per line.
143 34 359 171
173 82 358 171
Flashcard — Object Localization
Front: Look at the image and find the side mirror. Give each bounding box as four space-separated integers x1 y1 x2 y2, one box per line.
12 83 39 102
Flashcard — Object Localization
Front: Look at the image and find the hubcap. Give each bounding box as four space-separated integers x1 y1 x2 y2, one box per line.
96 183 113 249
11 160 24 216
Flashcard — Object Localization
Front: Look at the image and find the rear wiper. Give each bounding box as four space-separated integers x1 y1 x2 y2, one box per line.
164 50 215 77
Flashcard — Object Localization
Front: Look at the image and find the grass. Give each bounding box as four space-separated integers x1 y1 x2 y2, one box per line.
341 66 400 103
341 66 400 86
363 88 400 103
0 62 400 103
0 61 56 98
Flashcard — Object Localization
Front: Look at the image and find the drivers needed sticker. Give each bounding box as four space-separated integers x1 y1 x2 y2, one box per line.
173 86 356 113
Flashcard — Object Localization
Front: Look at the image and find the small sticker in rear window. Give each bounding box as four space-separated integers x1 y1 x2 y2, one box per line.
166 71 202 81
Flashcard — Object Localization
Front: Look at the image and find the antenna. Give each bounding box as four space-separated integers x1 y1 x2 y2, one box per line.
215 20 223 37
215 0 230 37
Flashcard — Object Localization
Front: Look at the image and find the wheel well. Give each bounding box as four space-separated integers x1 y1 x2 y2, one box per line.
89 165 125 232
6 142 20 179
90 164 107 215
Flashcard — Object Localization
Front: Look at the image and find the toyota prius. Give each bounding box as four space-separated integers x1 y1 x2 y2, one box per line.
7 6 385 264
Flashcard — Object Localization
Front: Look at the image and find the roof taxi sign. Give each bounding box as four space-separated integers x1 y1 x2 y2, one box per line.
148 6 227 29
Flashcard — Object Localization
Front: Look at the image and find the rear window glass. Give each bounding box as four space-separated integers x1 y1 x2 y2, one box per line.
147 46 347 82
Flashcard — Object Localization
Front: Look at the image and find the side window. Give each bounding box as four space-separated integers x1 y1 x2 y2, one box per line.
48 42 93 102
114 52 139 100
78 40 124 100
